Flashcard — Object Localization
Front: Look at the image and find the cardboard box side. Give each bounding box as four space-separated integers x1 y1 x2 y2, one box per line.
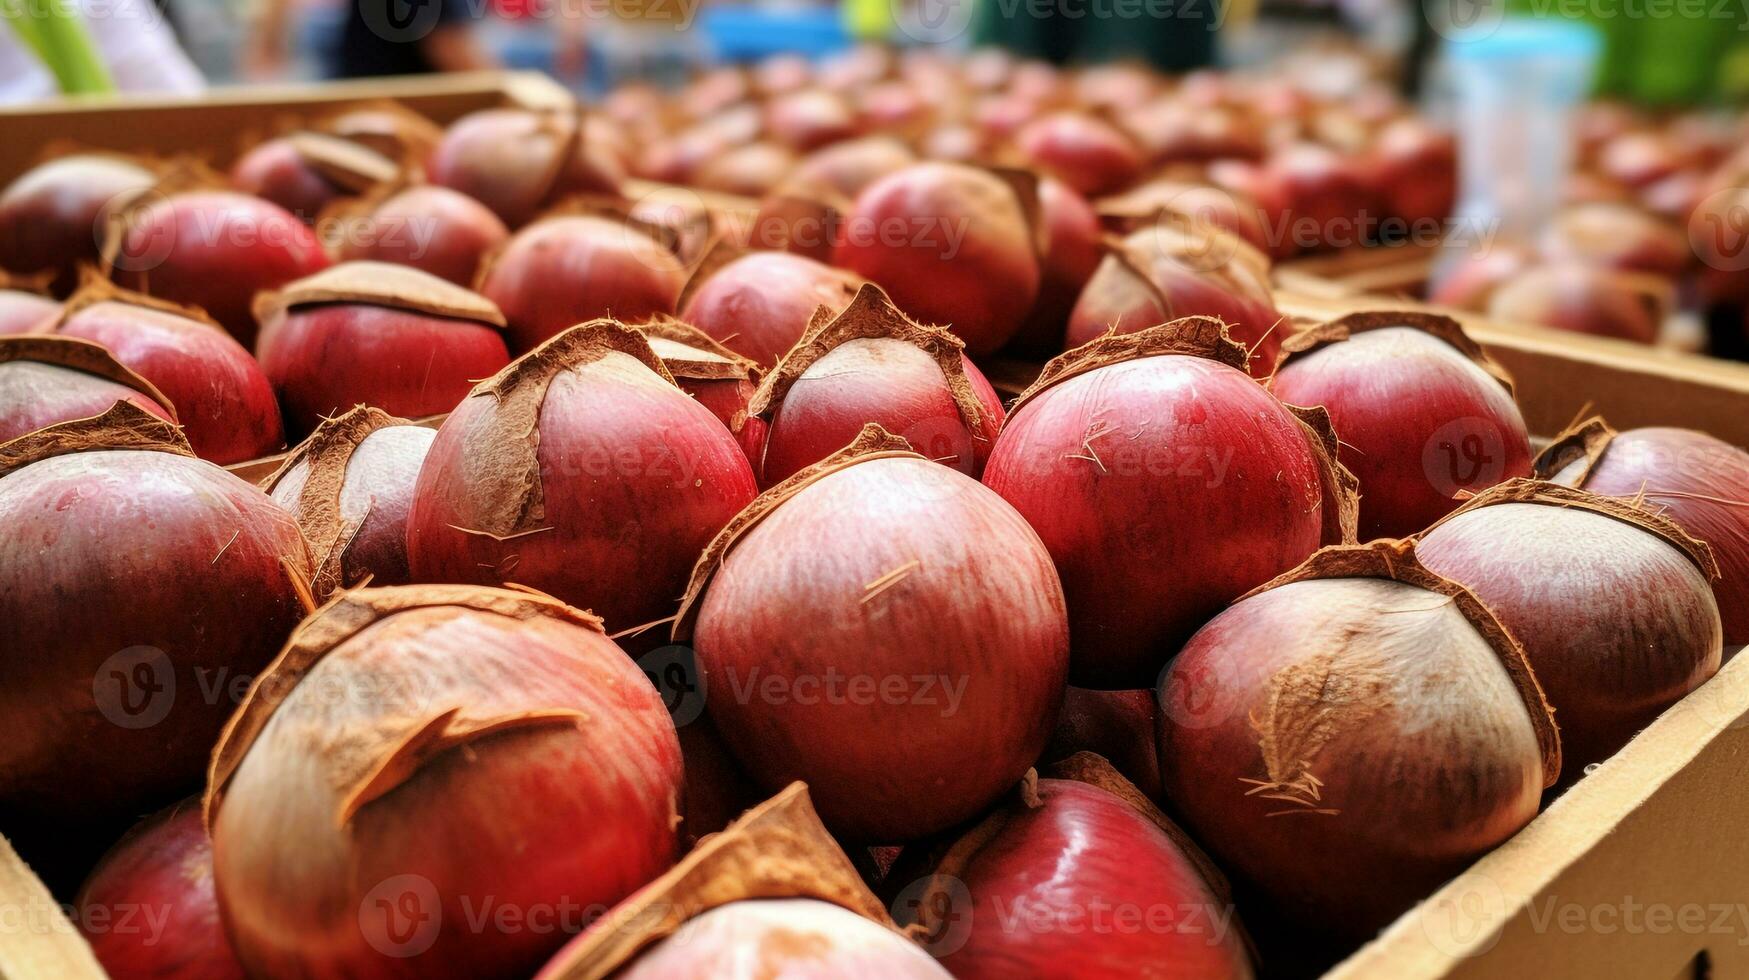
1326 649 1749 979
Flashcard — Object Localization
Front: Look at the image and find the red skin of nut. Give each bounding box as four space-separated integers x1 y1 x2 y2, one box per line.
113 191 330 349
681 252 862 368
1270 328 1533 540
0 449 309 889
833 163 1040 356
257 303 510 438
758 343 1005 486
212 605 684 979
480 217 686 355
983 356 1325 687
1549 426 1749 645
938 780 1253 979
0 155 156 294
230 139 346 223
1015 113 1146 198
76 801 246 980
0 360 172 445
338 186 509 287
56 300 284 464
695 456 1068 841
1419 502 1721 776
406 354 758 633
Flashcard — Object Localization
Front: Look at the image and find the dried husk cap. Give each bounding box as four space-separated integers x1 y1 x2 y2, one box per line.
252 261 507 328
747 283 989 432
1531 415 1618 484
312 100 443 165
279 131 401 192
899 753 1238 944
1099 222 1275 316
261 405 416 599
0 334 177 419
533 783 896 980
1244 538 1563 788
54 270 223 332
204 583 606 831
676 235 755 312
97 159 228 275
0 400 191 480
1011 317 1358 545
630 315 759 383
448 320 680 542
673 423 923 641
1425 477 1720 580
1272 310 1515 395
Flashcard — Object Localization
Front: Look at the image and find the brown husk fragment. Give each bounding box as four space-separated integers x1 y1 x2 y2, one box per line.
1009 317 1358 544
54 271 224 331
672 423 921 641
203 583 605 830
0 400 192 479
986 165 1048 259
746 284 988 431
1096 223 1275 325
900 753 1237 943
261 405 414 598
1531 415 1618 484
748 183 848 257
252 261 507 328
96 159 228 275
535 782 896 980
1425 477 1719 579
534 196 680 256
312 100 444 165
0 268 55 295
1011 315 1248 414
630 315 759 382
452 320 679 541
1243 539 1563 788
1272 310 1516 395
675 235 752 313
276 131 400 194
0 334 177 418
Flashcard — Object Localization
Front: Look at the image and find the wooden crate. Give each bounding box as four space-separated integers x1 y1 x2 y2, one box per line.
5 75 1749 977
0 70 572 182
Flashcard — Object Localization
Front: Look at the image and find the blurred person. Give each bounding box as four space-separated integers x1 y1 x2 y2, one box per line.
0 0 203 101
246 0 501 78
